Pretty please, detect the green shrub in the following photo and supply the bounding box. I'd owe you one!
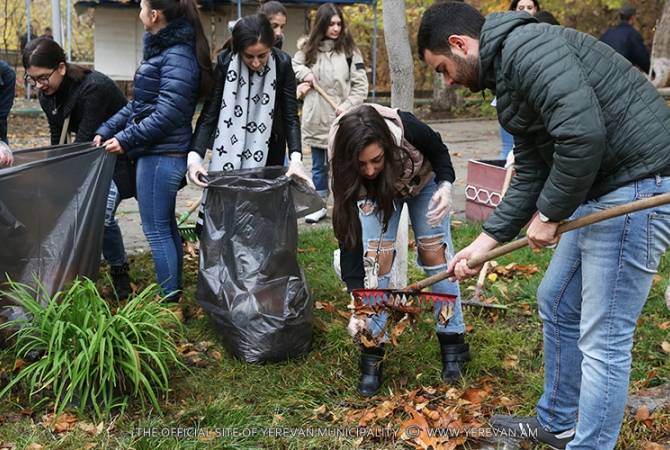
[0,279,185,419]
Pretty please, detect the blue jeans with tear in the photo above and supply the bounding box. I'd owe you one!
[534,176,670,450]
[136,155,186,298]
[358,180,464,336]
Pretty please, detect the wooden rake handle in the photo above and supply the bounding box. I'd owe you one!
[406,191,670,292]
[312,82,339,110]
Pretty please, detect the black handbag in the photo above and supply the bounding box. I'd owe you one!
[113,155,136,200]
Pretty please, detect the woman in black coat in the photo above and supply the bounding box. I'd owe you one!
[187,14,311,187]
[23,37,132,299]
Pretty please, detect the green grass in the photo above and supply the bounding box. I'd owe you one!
[0,223,668,449]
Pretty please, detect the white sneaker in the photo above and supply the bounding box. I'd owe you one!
[305,207,327,223]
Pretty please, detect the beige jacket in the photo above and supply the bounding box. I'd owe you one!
[292,39,369,148]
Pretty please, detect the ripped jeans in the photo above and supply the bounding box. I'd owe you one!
[358,181,464,337]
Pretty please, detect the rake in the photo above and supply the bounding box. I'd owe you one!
[352,191,670,307]
[177,195,202,242]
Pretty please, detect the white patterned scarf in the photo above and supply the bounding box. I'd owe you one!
[209,52,277,172]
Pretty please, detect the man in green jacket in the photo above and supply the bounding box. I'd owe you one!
[418,3,670,450]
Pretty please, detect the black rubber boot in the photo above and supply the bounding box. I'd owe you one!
[437,333,470,383]
[357,345,384,397]
[110,263,131,300]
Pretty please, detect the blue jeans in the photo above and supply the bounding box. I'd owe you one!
[358,181,465,336]
[499,126,514,160]
[102,180,127,267]
[311,146,329,198]
[136,155,186,297]
[535,176,670,449]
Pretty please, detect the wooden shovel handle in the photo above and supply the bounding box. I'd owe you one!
[312,83,339,110]
[407,191,670,292]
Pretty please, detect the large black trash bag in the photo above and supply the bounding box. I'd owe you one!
[0,143,115,322]
[196,167,324,363]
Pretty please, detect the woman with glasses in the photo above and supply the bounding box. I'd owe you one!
[22,37,133,300]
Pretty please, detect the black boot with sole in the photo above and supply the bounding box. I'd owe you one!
[437,333,470,383]
[110,263,131,300]
[357,345,384,397]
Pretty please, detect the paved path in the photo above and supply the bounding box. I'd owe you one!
[8,110,501,253]
[115,118,501,253]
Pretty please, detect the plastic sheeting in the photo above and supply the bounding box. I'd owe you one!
[0,143,115,305]
[196,167,324,363]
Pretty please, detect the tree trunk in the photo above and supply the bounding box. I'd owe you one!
[382,0,414,288]
[650,0,670,87]
[382,0,414,111]
[432,75,463,113]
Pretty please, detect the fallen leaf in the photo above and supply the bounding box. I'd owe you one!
[518,303,533,316]
[42,412,77,433]
[0,444,16,450]
[77,421,102,437]
[84,445,98,450]
[209,350,222,361]
[659,321,670,331]
[25,445,42,450]
[391,317,411,346]
[12,359,27,372]
[487,273,498,282]
[643,443,666,450]
[661,341,670,354]
[194,341,214,352]
[461,388,487,404]
[634,405,650,422]
[438,302,454,325]
[503,354,519,369]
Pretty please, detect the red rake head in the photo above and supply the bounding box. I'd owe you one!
[351,288,457,306]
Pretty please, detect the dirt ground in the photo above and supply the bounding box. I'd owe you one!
[7,107,502,253]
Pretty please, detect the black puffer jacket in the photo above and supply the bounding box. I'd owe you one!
[190,47,301,164]
[480,13,670,242]
[96,18,200,158]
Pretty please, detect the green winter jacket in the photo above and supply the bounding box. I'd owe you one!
[480,12,670,242]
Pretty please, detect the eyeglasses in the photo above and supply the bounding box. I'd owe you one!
[24,68,57,87]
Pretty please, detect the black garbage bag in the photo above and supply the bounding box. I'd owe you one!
[196,167,324,363]
[0,143,115,311]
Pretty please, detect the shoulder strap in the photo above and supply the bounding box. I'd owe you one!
[59,116,71,145]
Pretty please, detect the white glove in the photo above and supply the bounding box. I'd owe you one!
[665,283,670,310]
[187,151,208,188]
[285,152,315,189]
[0,142,13,167]
[426,181,453,226]
[347,315,367,337]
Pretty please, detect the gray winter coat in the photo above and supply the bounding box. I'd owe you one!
[480,13,670,242]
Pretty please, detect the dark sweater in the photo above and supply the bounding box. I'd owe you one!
[40,70,127,145]
[600,21,650,73]
[339,112,456,291]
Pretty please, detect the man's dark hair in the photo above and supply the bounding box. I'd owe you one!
[259,1,287,19]
[619,4,635,21]
[417,1,485,60]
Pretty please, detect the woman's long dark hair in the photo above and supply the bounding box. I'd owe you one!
[148,0,213,96]
[224,14,275,54]
[332,105,405,249]
[303,3,356,66]
[22,37,89,83]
